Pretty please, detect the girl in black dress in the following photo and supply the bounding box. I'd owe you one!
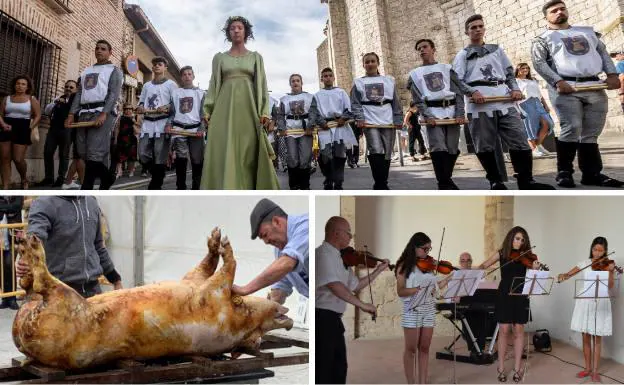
[478,226,542,383]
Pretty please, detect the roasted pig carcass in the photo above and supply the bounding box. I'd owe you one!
[13,228,293,369]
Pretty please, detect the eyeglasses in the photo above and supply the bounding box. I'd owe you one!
[419,246,432,253]
[338,229,353,238]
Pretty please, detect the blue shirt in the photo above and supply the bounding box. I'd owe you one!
[271,214,309,298]
[616,61,624,74]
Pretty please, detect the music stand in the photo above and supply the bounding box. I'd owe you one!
[574,271,614,382]
[509,270,554,382]
[438,270,483,384]
[407,279,438,312]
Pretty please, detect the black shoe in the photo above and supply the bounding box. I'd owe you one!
[36,178,54,187]
[448,179,460,190]
[490,182,508,190]
[53,177,64,187]
[0,300,9,309]
[517,178,557,190]
[348,162,355,169]
[323,181,333,190]
[581,174,624,188]
[556,171,576,188]
[334,184,343,190]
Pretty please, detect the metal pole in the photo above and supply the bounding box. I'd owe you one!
[133,196,145,287]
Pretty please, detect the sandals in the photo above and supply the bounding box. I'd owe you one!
[512,369,523,383]
[577,370,591,378]
[497,368,507,383]
[591,373,601,383]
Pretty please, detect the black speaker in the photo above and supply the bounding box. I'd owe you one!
[533,329,552,352]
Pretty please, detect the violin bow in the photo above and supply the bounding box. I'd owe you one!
[435,227,446,276]
[560,251,616,282]
[484,246,537,278]
[363,245,377,322]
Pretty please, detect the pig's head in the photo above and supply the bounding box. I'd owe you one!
[239,296,294,333]
[16,234,47,291]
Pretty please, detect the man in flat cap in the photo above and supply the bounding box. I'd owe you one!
[231,198,309,304]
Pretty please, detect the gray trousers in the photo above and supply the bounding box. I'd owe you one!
[467,109,531,153]
[364,127,395,160]
[171,136,204,164]
[425,124,460,154]
[555,91,608,144]
[139,135,170,165]
[286,136,313,169]
[76,112,114,164]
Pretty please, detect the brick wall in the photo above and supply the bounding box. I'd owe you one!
[322,0,624,129]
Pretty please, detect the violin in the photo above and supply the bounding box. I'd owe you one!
[509,250,549,271]
[592,256,624,274]
[341,246,395,271]
[416,256,458,275]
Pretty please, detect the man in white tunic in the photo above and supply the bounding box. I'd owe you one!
[277,75,314,190]
[310,68,357,190]
[165,66,205,190]
[136,57,178,190]
[408,39,466,190]
[454,15,554,190]
[66,40,123,190]
[532,0,623,188]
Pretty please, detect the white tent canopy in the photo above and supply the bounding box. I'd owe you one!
[96,195,309,329]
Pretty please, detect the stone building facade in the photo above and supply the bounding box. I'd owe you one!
[318,0,624,132]
[0,0,180,184]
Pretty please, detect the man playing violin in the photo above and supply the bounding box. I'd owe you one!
[316,216,389,384]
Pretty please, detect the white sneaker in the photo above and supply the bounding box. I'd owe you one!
[62,181,81,190]
[537,145,551,154]
[532,148,545,157]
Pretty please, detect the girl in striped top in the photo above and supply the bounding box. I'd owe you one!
[396,232,436,384]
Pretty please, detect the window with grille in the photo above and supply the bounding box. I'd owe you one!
[0,11,62,106]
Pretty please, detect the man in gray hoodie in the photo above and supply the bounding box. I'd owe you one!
[16,196,122,298]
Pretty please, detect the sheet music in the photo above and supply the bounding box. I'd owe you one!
[577,270,609,298]
[444,269,484,298]
[407,275,438,309]
[522,270,550,295]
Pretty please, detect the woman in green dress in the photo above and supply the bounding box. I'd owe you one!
[200,16,279,190]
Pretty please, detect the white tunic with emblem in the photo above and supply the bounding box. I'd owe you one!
[139,79,178,138]
[409,63,456,120]
[539,26,604,87]
[171,87,204,139]
[280,92,314,139]
[353,76,396,126]
[313,87,358,150]
[453,47,515,117]
[79,64,116,115]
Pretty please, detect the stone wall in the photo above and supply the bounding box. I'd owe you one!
[1,0,128,183]
[321,0,624,129]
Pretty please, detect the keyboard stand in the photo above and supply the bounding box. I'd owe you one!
[436,310,498,365]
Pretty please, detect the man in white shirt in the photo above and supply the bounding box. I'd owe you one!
[316,216,388,384]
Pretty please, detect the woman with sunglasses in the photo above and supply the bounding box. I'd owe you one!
[39,80,78,187]
[478,226,542,383]
[396,232,437,384]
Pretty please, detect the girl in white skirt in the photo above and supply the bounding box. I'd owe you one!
[557,236,616,383]
[396,232,436,384]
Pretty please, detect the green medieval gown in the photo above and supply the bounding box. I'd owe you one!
[200,51,280,190]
